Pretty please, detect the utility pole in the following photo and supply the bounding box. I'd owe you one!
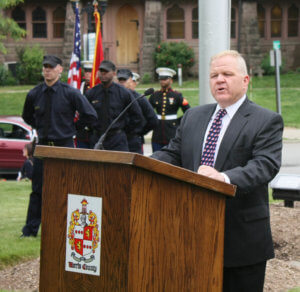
[198,0,231,105]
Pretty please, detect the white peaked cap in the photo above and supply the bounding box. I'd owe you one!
[132,72,140,82]
[82,60,93,70]
[156,67,176,78]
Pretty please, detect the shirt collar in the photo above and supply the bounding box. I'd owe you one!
[215,94,246,120]
[42,80,60,93]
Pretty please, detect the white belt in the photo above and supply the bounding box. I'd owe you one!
[157,114,177,120]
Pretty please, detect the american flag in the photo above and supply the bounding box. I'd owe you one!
[68,2,81,89]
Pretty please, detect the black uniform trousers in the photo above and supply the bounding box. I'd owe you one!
[223,261,267,292]
[90,131,129,151]
[22,138,74,236]
[127,135,143,154]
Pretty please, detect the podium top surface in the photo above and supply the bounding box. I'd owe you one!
[35,146,235,197]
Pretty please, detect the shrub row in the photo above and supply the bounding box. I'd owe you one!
[1,43,299,86]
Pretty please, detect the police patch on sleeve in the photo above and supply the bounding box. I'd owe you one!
[65,194,102,276]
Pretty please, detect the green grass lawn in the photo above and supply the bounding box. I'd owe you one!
[0,180,40,270]
[2,73,299,126]
[142,73,300,126]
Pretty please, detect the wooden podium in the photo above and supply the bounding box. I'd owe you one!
[35,146,235,292]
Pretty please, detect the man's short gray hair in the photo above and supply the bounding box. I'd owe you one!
[210,50,248,75]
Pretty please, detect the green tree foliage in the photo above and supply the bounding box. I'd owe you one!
[0,0,26,53]
[0,63,17,85]
[154,42,195,77]
[16,45,44,84]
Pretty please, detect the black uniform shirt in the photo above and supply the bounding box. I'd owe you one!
[85,82,145,136]
[22,80,97,140]
[131,90,158,135]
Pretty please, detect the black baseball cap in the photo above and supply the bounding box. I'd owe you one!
[43,55,62,67]
[99,60,116,72]
[117,69,133,80]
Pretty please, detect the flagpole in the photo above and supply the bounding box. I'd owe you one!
[90,0,104,88]
[68,0,82,90]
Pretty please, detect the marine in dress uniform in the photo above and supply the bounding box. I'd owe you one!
[149,67,190,152]
[85,61,145,151]
[80,60,92,94]
[117,69,158,154]
[21,55,97,237]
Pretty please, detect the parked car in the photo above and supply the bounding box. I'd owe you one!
[0,116,36,175]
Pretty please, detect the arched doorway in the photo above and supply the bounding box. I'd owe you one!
[116,5,139,65]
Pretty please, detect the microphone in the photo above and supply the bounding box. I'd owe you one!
[94,87,154,150]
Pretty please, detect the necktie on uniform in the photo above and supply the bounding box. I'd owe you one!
[201,109,227,167]
[43,87,53,139]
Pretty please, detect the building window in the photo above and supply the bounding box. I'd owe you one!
[53,7,65,38]
[32,7,47,38]
[288,4,299,37]
[257,4,265,38]
[12,7,26,30]
[192,7,198,39]
[231,7,236,39]
[271,4,282,37]
[167,5,184,39]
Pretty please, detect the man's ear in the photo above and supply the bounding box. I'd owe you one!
[58,65,63,74]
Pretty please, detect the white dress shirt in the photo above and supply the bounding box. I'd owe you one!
[201,95,247,183]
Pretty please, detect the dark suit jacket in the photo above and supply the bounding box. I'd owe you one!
[151,97,284,267]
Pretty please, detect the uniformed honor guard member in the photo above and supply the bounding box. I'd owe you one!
[85,60,145,151]
[149,67,190,152]
[132,72,140,84]
[80,60,93,94]
[117,69,158,154]
[21,55,97,237]
[76,60,94,148]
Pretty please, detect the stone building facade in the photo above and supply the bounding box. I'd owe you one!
[1,0,300,78]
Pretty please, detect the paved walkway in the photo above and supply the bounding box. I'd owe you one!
[283,127,300,140]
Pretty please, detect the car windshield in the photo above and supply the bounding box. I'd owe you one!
[0,123,30,140]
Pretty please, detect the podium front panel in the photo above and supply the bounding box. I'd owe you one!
[40,154,225,291]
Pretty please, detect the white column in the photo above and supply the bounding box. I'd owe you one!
[198,0,231,105]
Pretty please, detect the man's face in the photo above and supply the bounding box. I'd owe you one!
[160,77,172,89]
[84,70,92,83]
[118,77,132,89]
[98,69,115,85]
[209,55,249,108]
[42,64,63,84]
[129,79,137,91]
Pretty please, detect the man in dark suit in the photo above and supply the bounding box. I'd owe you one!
[151,50,283,292]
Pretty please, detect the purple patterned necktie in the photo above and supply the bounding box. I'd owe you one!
[201,109,227,167]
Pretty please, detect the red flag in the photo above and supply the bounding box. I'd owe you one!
[90,9,104,88]
[68,2,81,89]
